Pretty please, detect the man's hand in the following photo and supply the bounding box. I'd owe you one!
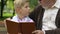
[32,30,44,34]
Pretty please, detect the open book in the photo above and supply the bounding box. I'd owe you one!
[6,20,36,34]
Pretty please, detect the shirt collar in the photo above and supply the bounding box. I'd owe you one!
[52,0,60,8]
[16,15,28,21]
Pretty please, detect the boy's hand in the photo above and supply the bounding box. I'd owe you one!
[4,18,11,30]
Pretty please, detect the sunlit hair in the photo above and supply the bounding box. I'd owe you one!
[14,0,29,8]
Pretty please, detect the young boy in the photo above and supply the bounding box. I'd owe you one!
[11,0,33,22]
[4,0,33,34]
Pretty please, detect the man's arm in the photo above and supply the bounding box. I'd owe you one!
[29,5,42,21]
[45,28,60,34]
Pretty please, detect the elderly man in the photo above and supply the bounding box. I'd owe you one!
[29,0,60,34]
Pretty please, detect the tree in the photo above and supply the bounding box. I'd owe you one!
[1,0,7,18]
[30,0,38,8]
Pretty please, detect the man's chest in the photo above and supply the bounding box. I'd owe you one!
[42,8,59,23]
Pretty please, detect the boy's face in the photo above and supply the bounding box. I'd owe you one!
[16,2,30,17]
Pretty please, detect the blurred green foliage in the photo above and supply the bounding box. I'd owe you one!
[30,0,38,8]
[7,0,14,10]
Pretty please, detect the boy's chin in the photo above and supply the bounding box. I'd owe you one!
[24,14,29,17]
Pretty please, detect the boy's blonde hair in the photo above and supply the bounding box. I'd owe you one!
[14,0,29,8]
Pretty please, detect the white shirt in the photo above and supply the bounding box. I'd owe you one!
[42,0,60,32]
[11,15,33,23]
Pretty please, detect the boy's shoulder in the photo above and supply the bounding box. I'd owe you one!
[11,15,18,22]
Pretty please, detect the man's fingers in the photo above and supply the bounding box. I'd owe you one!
[18,32,22,34]
[32,30,38,34]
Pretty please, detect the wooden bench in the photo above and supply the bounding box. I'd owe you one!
[0,21,5,27]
